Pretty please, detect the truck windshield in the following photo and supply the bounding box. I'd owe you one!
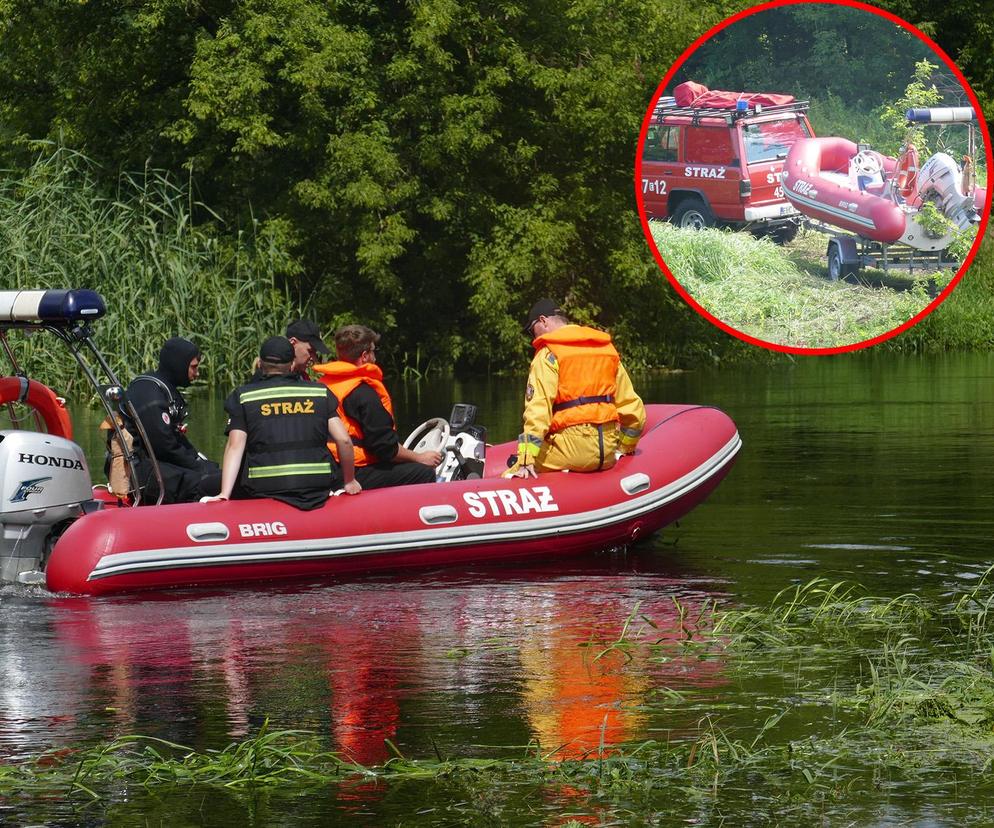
[742,118,811,164]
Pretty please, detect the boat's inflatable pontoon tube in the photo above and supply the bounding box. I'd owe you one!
[44,404,742,595]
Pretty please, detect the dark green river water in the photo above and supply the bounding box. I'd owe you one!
[3,353,994,825]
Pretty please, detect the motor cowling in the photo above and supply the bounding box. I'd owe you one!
[438,404,487,482]
[0,431,93,582]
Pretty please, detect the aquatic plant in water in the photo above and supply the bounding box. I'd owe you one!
[11,576,994,824]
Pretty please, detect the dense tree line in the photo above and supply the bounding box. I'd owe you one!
[0,0,990,374]
[676,5,938,110]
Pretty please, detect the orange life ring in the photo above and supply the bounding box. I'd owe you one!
[0,377,73,440]
[896,144,919,200]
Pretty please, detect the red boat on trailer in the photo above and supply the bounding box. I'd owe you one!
[0,290,741,596]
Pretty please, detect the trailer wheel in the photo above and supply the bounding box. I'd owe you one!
[827,242,859,282]
[672,197,715,231]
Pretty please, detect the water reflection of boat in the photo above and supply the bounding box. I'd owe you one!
[0,290,741,596]
[31,568,726,768]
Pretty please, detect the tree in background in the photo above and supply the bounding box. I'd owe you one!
[673,4,931,110]
[0,0,990,373]
[0,0,747,372]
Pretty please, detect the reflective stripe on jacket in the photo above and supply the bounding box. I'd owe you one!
[235,378,334,505]
[312,360,394,467]
[532,326,620,434]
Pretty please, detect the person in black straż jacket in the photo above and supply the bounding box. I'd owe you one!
[124,337,221,504]
[204,336,360,509]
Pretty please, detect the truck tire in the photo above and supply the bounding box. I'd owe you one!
[672,197,715,231]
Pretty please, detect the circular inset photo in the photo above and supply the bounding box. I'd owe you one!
[635,0,992,354]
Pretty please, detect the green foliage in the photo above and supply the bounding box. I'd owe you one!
[806,92,894,149]
[0,0,741,373]
[891,232,994,352]
[0,0,990,372]
[0,147,298,392]
[912,200,976,262]
[675,5,936,110]
[878,59,942,157]
[880,0,994,118]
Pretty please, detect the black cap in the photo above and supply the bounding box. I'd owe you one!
[286,318,329,355]
[260,336,295,364]
[523,298,563,335]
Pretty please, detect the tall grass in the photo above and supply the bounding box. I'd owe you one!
[650,222,938,349]
[0,146,299,392]
[895,232,994,351]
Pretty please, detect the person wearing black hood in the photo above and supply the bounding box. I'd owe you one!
[124,337,221,504]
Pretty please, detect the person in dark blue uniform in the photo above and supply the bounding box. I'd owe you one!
[206,336,360,509]
[124,337,221,504]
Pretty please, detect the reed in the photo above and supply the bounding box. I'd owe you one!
[0,146,299,393]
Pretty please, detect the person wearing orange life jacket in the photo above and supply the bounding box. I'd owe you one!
[504,299,645,478]
[312,325,441,489]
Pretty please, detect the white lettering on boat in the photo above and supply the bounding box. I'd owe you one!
[238,521,288,538]
[463,486,559,518]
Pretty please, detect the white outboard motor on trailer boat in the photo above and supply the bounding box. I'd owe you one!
[404,403,487,482]
[904,107,982,231]
[0,431,93,582]
[914,151,981,230]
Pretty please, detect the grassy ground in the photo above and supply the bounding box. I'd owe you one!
[649,221,952,350]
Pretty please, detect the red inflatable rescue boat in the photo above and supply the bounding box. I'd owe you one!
[782,108,986,251]
[45,404,740,595]
[0,290,741,596]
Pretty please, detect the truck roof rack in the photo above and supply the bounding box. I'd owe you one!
[652,99,811,126]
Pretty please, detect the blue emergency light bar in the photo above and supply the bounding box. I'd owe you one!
[906,107,976,124]
[0,289,106,324]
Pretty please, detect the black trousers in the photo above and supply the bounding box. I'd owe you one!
[135,456,221,505]
[331,461,435,491]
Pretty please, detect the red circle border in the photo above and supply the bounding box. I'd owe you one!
[634,0,994,356]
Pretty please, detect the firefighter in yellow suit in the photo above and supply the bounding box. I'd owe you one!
[505,299,646,478]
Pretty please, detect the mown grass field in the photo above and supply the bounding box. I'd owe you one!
[649,221,954,350]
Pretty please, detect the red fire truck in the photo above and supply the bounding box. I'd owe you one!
[640,84,815,244]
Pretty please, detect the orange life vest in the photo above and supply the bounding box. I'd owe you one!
[312,360,394,466]
[533,326,620,433]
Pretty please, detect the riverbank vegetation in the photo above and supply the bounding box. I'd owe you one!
[8,575,994,823]
[0,150,297,392]
[0,1,991,379]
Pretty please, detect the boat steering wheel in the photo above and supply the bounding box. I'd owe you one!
[403,417,450,468]
[852,150,882,177]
